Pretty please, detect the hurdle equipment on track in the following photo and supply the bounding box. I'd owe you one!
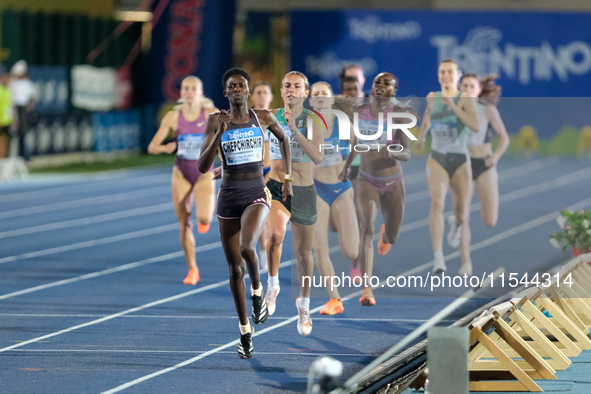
[465,253,591,392]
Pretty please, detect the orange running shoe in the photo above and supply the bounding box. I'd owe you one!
[183,268,200,285]
[359,287,376,306]
[320,298,344,315]
[377,224,391,255]
[197,222,210,234]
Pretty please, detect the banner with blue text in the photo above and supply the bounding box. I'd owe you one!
[291,11,591,97]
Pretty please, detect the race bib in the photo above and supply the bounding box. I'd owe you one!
[318,137,344,167]
[289,126,305,161]
[269,125,292,160]
[221,127,264,166]
[356,119,388,149]
[431,121,458,144]
[177,134,204,160]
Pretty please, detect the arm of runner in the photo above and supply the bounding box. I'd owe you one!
[198,111,225,173]
[443,92,479,133]
[147,111,177,155]
[389,128,412,162]
[485,104,510,167]
[416,92,435,150]
[339,124,358,182]
[290,113,324,165]
[260,110,293,200]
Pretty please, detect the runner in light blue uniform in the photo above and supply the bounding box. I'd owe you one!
[309,82,359,315]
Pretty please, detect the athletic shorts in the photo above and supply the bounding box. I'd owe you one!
[430,151,469,179]
[471,157,491,180]
[217,177,271,219]
[267,178,317,226]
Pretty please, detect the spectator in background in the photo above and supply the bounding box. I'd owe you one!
[9,60,36,161]
[339,75,361,100]
[0,66,14,158]
[339,64,366,98]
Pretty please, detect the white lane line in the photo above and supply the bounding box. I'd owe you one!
[402,156,554,186]
[0,203,172,239]
[2,194,587,393]
[0,223,274,299]
[0,157,555,263]
[0,313,454,323]
[2,167,587,298]
[100,193,586,394]
[0,241,222,300]
[7,349,378,356]
[0,259,294,355]
[0,224,179,265]
[398,166,591,234]
[0,173,171,203]
[0,186,171,220]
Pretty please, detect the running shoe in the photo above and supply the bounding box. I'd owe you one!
[251,291,268,324]
[265,285,280,316]
[320,299,344,315]
[447,215,462,248]
[296,298,313,336]
[359,287,375,306]
[377,224,392,255]
[237,326,255,359]
[432,257,447,274]
[183,268,200,285]
[197,222,210,234]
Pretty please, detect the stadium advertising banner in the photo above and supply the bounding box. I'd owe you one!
[71,65,119,112]
[26,113,94,156]
[27,66,69,114]
[292,11,591,98]
[292,11,591,157]
[148,0,236,108]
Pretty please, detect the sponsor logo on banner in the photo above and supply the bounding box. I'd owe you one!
[71,65,118,111]
[28,115,94,156]
[28,66,69,114]
[348,16,421,43]
[92,110,141,153]
[305,52,378,80]
[431,27,591,84]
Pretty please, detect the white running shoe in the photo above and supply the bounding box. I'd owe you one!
[433,256,447,274]
[264,285,280,316]
[259,250,268,271]
[296,298,312,336]
[447,215,462,248]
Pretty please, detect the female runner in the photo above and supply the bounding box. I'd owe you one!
[198,68,291,358]
[416,60,480,276]
[340,72,411,306]
[148,76,216,285]
[309,81,359,315]
[264,71,324,336]
[458,73,509,275]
